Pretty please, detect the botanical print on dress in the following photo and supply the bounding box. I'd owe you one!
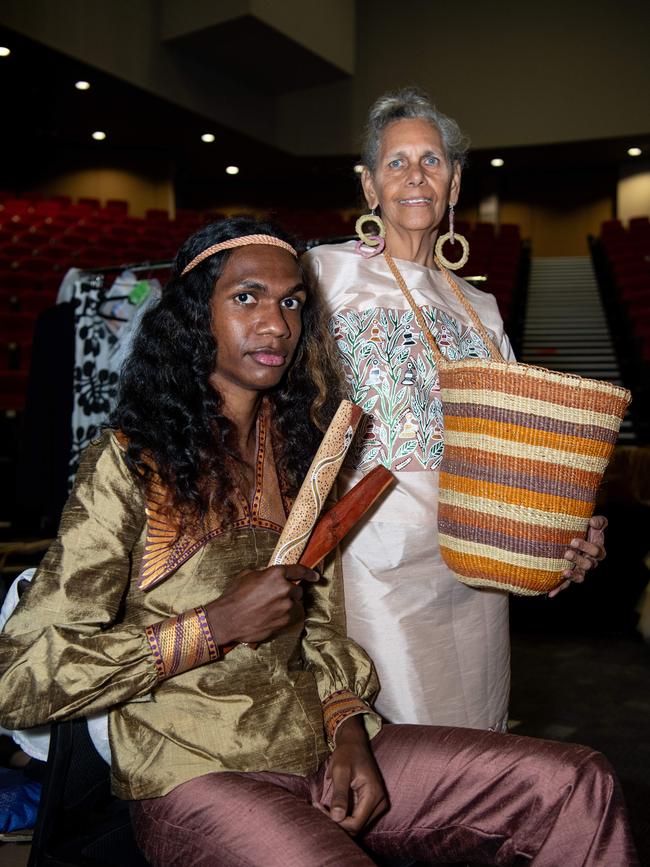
[330,305,492,473]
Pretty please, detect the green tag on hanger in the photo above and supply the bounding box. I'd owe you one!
[129,280,151,306]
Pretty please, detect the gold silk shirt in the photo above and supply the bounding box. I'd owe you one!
[0,428,381,800]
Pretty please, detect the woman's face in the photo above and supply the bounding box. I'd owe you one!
[362,118,461,236]
[209,245,306,400]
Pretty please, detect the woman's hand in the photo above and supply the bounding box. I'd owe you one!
[322,715,388,835]
[548,515,608,598]
[205,565,319,646]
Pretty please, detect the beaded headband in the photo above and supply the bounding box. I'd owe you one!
[181,234,297,275]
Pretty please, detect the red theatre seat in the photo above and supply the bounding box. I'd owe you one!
[0,271,38,290]
[105,199,129,215]
[77,198,101,210]
[33,200,64,218]
[0,370,29,410]
[145,209,170,221]
[0,312,37,343]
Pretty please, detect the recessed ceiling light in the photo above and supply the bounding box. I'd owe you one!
[92,131,107,141]
[75,80,91,91]
[201,133,216,143]
[491,158,505,167]
[627,147,642,157]
[0,47,10,58]
[225,165,239,175]
[353,164,364,174]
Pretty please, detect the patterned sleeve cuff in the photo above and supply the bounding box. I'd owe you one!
[322,689,375,746]
[145,606,220,681]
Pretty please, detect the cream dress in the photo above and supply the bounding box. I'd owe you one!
[305,241,514,730]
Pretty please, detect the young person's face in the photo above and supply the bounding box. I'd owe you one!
[209,245,306,400]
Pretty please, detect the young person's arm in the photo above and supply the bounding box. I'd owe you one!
[301,549,382,748]
[0,433,162,730]
[301,547,388,834]
[0,432,323,730]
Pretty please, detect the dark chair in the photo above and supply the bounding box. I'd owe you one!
[28,719,147,867]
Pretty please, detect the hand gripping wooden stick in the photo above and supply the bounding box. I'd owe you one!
[242,400,362,650]
[221,463,394,655]
[222,400,384,654]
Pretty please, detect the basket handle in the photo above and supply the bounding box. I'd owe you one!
[383,251,505,364]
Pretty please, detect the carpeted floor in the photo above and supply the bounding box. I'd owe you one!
[509,630,650,866]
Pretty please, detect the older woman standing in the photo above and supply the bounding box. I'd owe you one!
[304,89,607,731]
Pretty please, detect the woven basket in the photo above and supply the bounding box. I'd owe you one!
[384,252,632,596]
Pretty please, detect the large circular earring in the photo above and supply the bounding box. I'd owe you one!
[355,209,386,258]
[434,203,469,270]
[434,232,470,270]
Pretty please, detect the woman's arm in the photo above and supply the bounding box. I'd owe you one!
[301,545,387,834]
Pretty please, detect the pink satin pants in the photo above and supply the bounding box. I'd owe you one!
[131,724,638,866]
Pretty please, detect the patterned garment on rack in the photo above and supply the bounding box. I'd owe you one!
[68,270,160,486]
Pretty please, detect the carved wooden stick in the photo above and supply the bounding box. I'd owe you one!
[299,465,394,568]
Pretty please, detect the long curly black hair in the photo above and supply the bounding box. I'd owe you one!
[110,217,343,525]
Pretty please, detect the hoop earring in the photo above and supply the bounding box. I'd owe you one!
[355,209,386,258]
[434,203,469,270]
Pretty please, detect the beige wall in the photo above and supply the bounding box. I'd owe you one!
[160,0,355,72]
[456,199,613,257]
[30,169,175,218]
[160,0,248,40]
[500,199,613,256]
[0,0,275,145]
[617,170,650,224]
[2,0,648,157]
[252,0,355,73]
[276,0,650,154]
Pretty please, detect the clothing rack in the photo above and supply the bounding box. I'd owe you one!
[305,235,354,250]
[72,261,170,323]
[83,259,173,276]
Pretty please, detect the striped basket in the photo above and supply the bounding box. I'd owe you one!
[436,360,630,594]
[384,252,631,596]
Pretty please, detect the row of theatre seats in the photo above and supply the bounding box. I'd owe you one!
[0,195,229,412]
[598,217,650,362]
[0,193,524,412]
[594,216,650,440]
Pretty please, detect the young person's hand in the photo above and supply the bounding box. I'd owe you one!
[205,565,319,645]
[549,515,608,598]
[323,715,388,835]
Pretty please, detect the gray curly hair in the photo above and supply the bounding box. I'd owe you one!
[362,87,470,173]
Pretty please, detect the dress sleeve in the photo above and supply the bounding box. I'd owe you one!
[0,432,159,730]
[500,330,516,362]
[483,289,516,362]
[301,549,382,747]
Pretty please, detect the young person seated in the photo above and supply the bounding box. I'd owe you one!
[0,219,638,866]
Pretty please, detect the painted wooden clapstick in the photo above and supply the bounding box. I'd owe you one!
[268,399,363,566]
